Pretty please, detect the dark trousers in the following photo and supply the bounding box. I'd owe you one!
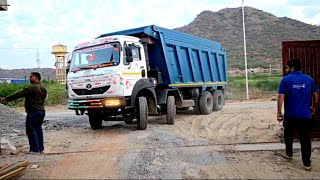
[26,111,45,152]
[283,117,312,166]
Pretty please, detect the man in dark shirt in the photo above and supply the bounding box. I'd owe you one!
[277,59,318,170]
[0,72,47,154]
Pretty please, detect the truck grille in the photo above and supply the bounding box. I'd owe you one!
[72,85,111,95]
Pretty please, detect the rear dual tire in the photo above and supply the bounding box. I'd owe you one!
[212,90,224,111]
[194,90,224,114]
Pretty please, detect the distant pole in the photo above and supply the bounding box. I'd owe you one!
[242,0,249,99]
[36,49,40,69]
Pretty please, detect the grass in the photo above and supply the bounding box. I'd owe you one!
[225,72,282,100]
[0,81,68,107]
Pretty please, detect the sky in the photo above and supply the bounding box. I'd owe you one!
[0,0,320,69]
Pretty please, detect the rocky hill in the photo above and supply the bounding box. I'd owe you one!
[0,68,55,80]
[175,7,320,70]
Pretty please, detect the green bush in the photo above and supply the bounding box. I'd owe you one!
[0,81,68,107]
[44,82,68,106]
[226,73,282,100]
[0,83,28,106]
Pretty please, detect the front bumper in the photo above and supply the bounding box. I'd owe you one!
[68,98,126,109]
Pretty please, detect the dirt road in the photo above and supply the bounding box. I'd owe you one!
[2,100,320,179]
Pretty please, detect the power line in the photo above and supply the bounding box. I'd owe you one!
[0,47,51,49]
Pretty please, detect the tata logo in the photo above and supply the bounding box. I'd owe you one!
[86,84,92,90]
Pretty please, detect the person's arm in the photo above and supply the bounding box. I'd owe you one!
[311,92,318,115]
[3,87,30,103]
[277,94,285,122]
[0,98,5,103]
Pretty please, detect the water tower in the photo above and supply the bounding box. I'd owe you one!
[51,44,68,84]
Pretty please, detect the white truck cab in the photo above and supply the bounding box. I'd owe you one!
[67,35,158,130]
[68,35,147,100]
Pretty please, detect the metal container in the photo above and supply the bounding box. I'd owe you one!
[282,40,320,139]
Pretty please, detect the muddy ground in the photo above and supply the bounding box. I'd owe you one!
[1,100,320,179]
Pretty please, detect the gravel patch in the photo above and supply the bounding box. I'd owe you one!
[0,104,25,134]
[119,148,182,179]
[118,147,226,179]
[43,112,89,130]
[0,104,90,134]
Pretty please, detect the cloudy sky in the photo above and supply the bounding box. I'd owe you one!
[0,0,319,69]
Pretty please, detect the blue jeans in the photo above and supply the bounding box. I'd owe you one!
[26,111,45,152]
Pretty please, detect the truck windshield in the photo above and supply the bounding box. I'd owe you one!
[70,42,120,71]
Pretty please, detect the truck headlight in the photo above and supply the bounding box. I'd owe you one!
[100,98,126,108]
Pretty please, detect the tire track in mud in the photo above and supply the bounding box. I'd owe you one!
[174,101,282,144]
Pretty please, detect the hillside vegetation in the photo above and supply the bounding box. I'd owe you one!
[176,7,320,70]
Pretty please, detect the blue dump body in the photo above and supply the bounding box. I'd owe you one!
[98,25,227,88]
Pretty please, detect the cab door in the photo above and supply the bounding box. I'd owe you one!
[123,42,147,96]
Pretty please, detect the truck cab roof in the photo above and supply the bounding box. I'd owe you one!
[74,35,140,50]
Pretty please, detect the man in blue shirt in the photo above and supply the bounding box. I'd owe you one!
[277,58,318,170]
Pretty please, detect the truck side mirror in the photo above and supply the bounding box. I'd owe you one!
[126,56,133,63]
[125,46,133,63]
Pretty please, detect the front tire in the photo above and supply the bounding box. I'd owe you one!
[123,109,135,124]
[166,96,176,124]
[88,111,103,130]
[137,97,148,130]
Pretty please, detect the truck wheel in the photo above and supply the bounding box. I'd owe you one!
[194,98,201,114]
[123,110,135,124]
[124,114,135,124]
[88,111,102,130]
[199,91,213,115]
[212,90,224,111]
[166,96,176,125]
[137,97,148,130]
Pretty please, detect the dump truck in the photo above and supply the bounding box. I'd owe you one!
[282,40,320,139]
[67,25,228,130]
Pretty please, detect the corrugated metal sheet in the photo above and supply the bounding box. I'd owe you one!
[0,78,28,84]
[282,40,320,139]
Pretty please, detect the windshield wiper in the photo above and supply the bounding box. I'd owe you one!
[93,62,113,70]
[71,66,93,73]
[80,66,93,70]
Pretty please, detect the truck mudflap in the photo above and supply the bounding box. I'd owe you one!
[68,99,103,109]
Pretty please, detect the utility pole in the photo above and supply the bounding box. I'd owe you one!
[242,0,249,99]
[36,49,40,69]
